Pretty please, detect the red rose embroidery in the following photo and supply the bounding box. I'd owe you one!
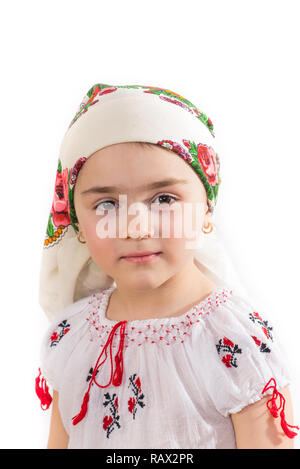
[128,374,145,419]
[102,392,121,438]
[128,397,136,413]
[251,335,271,353]
[135,377,141,392]
[197,144,219,187]
[223,337,234,348]
[262,327,270,339]
[50,320,70,348]
[222,354,232,368]
[103,415,113,430]
[249,312,273,342]
[252,335,261,347]
[216,337,242,368]
[50,332,59,342]
[253,312,263,320]
[51,168,71,228]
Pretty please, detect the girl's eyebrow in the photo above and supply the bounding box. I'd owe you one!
[80,178,189,195]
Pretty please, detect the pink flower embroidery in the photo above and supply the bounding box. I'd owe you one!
[197,144,219,187]
[51,168,71,227]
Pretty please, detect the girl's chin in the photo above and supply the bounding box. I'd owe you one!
[117,276,163,292]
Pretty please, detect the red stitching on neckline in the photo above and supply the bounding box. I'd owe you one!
[86,287,234,346]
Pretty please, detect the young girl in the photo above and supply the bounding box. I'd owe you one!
[36,83,298,449]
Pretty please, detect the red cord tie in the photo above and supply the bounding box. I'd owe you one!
[261,377,299,439]
[35,367,53,410]
[72,320,127,426]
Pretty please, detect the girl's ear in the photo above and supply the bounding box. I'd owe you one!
[76,223,87,239]
[202,206,212,230]
[75,222,83,234]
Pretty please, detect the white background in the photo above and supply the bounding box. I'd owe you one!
[0,0,299,449]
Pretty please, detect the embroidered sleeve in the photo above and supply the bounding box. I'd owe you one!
[37,295,91,396]
[202,293,293,423]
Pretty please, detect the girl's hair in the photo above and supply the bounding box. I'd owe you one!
[132,141,173,152]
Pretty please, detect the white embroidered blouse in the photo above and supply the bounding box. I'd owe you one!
[37,284,293,449]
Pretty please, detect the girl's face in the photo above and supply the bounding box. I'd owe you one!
[74,142,212,291]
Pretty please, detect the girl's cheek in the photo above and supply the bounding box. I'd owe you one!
[159,208,200,241]
[86,238,116,269]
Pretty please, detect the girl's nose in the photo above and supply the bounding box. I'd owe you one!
[127,223,155,240]
[125,206,156,240]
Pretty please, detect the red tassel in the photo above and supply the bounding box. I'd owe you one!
[72,320,127,426]
[72,390,90,425]
[35,367,53,410]
[280,409,300,439]
[112,334,125,386]
[266,389,280,418]
[262,377,299,439]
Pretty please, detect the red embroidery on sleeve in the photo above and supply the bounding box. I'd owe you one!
[251,335,271,353]
[35,368,53,410]
[249,312,273,341]
[50,320,70,347]
[216,337,242,368]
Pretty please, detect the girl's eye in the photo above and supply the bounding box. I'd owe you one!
[152,194,178,206]
[93,200,118,211]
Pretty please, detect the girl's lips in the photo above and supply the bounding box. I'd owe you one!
[121,252,162,264]
[121,251,161,258]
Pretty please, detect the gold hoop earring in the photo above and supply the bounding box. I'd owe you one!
[202,222,213,234]
[77,231,87,244]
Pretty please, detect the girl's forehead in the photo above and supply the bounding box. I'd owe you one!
[74,148,206,201]
[77,159,197,197]
[80,143,193,179]
[88,142,176,163]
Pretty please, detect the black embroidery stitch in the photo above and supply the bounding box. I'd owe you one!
[128,373,145,418]
[102,392,121,438]
[86,367,99,384]
[216,337,242,368]
[249,312,273,341]
[251,335,271,353]
[50,320,70,347]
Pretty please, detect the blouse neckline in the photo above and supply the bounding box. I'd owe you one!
[95,284,233,328]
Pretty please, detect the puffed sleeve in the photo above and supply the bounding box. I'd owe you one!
[200,290,294,423]
[36,294,92,407]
